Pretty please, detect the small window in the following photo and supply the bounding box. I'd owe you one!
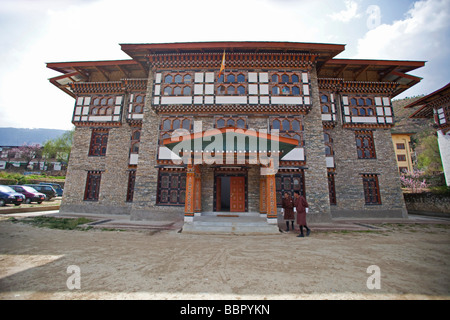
[237,74,245,83]
[360,108,366,116]
[351,108,358,116]
[227,86,235,95]
[237,86,245,95]
[272,74,279,83]
[173,119,180,129]
[272,86,280,95]
[217,118,225,128]
[183,86,191,96]
[366,98,373,105]
[282,119,290,131]
[321,95,328,103]
[135,95,143,103]
[281,74,289,83]
[227,74,235,83]
[184,75,192,83]
[218,86,226,94]
[237,119,245,128]
[164,87,172,96]
[272,119,280,130]
[350,98,357,106]
[164,75,173,83]
[358,98,364,105]
[174,75,183,83]
[182,119,190,130]
[292,75,299,83]
[292,86,300,95]
[322,105,330,113]
[227,119,235,127]
[282,86,290,95]
[173,86,182,95]
[292,120,300,131]
[163,119,171,130]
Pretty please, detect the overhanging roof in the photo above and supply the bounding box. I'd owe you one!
[120,41,346,71]
[405,82,450,118]
[163,127,299,155]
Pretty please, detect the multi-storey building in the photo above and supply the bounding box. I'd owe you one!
[47,41,425,226]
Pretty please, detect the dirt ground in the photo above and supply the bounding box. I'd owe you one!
[0,219,449,300]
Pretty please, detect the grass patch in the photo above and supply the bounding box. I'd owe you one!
[11,216,93,230]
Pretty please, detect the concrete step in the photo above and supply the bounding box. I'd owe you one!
[182,215,280,235]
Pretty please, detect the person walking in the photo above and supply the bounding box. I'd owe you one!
[294,191,310,237]
[281,192,295,232]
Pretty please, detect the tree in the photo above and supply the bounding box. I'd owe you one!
[9,144,42,169]
[42,129,74,164]
[417,135,443,174]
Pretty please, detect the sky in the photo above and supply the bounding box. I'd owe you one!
[0,0,449,130]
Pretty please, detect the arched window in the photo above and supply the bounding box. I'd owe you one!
[292,120,300,131]
[282,119,290,131]
[292,75,299,83]
[217,85,226,94]
[227,86,235,95]
[91,107,99,115]
[173,119,180,129]
[351,108,358,115]
[227,119,235,127]
[105,107,113,115]
[360,108,366,116]
[350,98,357,106]
[227,74,235,83]
[325,146,332,156]
[131,142,140,153]
[163,119,171,130]
[281,74,289,83]
[218,74,224,83]
[107,98,114,105]
[184,75,192,83]
[164,75,172,83]
[174,75,183,83]
[272,86,280,95]
[182,119,190,130]
[183,86,191,96]
[101,98,107,105]
[292,86,300,95]
[173,86,182,95]
[93,98,100,105]
[366,98,372,105]
[134,105,142,113]
[282,86,290,95]
[272,119,280,130]
[322,105,330,113]
[164,87,172,96]
[135,95,143,103]
[237,119,245,128]
[358,98,364,105]
[217,118,225,128]
[321,95,329,103]
[272,74,279,83]
[237,86,245,95]
[237,74,245,83]
[367,108,374,115]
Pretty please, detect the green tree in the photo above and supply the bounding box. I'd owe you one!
[417,135,443,174]
[42,128,74,164]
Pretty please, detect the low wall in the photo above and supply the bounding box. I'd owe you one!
[404,193,450,215]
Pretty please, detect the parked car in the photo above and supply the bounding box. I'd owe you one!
[39,182,63,197]
[0,185,25,206]
[25,184,57,200]
[10,185,46,204]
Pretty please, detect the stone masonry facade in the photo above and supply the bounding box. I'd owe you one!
[51,42,422,223]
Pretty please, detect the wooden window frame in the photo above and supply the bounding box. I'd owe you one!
[84,171,102,201]
[355,130,376,159]
[156,169,186,206]
[215,116,247,129]
[89,129,109,157]
[159,116,193,146]
[126,170,136,202]
[328,172,337,205]
[161,71,193,96]
[275,172,305,207]
[362,174,381,205]
[269,116,304,147]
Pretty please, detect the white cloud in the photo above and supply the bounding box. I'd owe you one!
[328,0,361,22]
[354,0,450,97]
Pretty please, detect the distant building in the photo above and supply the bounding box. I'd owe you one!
[391,133,414,173]
[405,83,450,186]
[47,41,425,227]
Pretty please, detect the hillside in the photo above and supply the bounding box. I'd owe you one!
[392,96,434,139]
[0,128,68,146]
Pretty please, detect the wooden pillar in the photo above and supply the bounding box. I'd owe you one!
[194,165,202,214]
[266,173,278,223]
[259,176,267,214]
[184,164,195,222]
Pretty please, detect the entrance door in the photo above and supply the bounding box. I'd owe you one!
[230,177,245,212]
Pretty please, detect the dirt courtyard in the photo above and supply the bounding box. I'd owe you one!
[0,219,449,300]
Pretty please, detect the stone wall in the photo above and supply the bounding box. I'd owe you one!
[330,97,408,218]
[404,192,450,214]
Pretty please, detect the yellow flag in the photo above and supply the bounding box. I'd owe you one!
[218,51,225,80]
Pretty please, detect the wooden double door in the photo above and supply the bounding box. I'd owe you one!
[216,176,246,212]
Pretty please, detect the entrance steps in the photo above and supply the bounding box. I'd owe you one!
[182,212,280,235]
